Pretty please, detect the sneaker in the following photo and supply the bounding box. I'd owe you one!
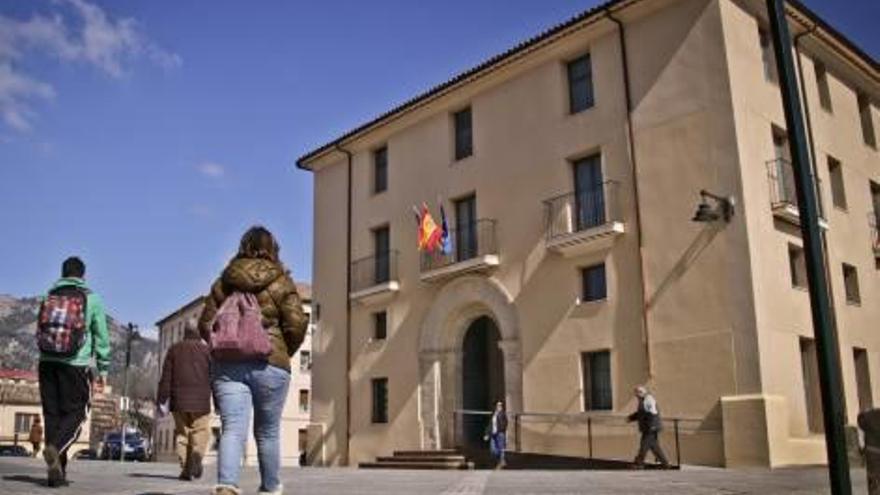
[258,484,283,495]
[213,485,241,495]
[43,445,63,487]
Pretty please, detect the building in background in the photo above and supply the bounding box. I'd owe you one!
[153,284,314,466]
[298,0,878,468]
[0,369,92,456]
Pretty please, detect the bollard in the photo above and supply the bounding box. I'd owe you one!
[858,409,880,495]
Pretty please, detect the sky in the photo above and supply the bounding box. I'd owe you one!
[0,0,877,334]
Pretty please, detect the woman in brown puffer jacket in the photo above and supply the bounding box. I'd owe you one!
[198,226,308,495]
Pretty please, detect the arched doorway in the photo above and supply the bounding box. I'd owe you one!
[461,316,505,448]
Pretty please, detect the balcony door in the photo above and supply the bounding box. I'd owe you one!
[373,226,390,284]
[574,155,605,230]
[455,195,477,261]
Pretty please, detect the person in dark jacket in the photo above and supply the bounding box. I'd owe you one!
[484,400,508,469]
[627,386,670,468]
[157,318,212,481]
[199,226,308,495]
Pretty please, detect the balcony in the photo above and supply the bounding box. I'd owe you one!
[766,158,828,229]
[544,181,624,258]
[420,220,499,282]
[870,215,880,259]
[349,251,400,305]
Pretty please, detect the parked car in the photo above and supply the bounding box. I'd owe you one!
[73,448,98,460]
[0,444,30,457]
[100,431,148,462]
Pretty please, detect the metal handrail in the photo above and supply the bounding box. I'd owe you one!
[420,219,498,272]
[765,157,825,218]
[350,250,398,293]
[543,181,621,241]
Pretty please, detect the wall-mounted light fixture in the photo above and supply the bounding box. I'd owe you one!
[691,190,735,223]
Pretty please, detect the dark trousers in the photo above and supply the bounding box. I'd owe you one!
[38,362,91,472]
[635,430,669,466]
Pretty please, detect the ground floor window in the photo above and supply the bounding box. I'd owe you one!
[371,378,389,424]
[581,351,612,411]
[14,413,37,434]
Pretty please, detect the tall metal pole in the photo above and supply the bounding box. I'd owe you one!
[765,1,850,493]
[120,322,134,463]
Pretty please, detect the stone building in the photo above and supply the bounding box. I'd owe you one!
[153,284,314,466]
[297,0,879,467]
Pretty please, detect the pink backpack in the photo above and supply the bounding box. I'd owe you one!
[210,292,271,361]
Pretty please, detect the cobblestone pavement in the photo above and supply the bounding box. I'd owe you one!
[0,457,869,494]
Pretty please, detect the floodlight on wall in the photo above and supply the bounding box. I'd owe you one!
[691,190,735,223]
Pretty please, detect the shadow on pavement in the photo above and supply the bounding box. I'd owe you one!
[129,473,182,481]
[2,474,50,487]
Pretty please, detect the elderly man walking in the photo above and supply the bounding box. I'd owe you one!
[157,319,212,480]
[627,386,670,468]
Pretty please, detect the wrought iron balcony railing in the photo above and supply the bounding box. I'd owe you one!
[350,250,399,294]
[544,181,622,242]
[420,219,498,273]
[766,158,825,221]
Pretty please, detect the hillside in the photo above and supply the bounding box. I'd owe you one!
[0,294,159,399]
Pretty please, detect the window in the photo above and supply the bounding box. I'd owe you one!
[373,226,390,284]
[827,156,846,210]
[299,389,310,412]
[300,350,311,372]
[373,311,387,340]
[843,263,860,305]
[758,28,776,82]
[581,351,612,411]
[371,378,389,424]
[455,195,478,261]
[298,428,308,455]
[573,154,605,230]
[373,146,388,193]
[788,244,807,289]
[581,264,607,302]
[814,61,832,112]
[454,107,473,160]
[567,53,594,113]
[854,348,873,412]
[859,93,877,148]
[800,338,823,433]
[14,413,36,434]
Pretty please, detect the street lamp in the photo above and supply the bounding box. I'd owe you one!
[120,322,141,463]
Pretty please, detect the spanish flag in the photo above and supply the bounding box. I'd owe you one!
[418,203,443,252]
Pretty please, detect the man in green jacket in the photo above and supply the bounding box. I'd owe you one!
[37,257,110,487]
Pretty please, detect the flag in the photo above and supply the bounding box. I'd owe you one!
[440,203,452,255]
[419,203,442,252]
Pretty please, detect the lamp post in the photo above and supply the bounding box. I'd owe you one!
[120,322,140,463]
[765,1,850,493]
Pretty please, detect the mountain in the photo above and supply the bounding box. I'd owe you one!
[0,294,159,399]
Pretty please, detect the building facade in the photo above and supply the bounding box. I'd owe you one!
[153,285,314,466]
[298,0,879,468]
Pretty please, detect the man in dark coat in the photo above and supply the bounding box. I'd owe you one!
[627,386,670,468]
[157,318,212,480]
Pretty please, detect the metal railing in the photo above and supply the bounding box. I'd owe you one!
[450,408,718,468]
[543,181,621,241]
[350,250,398,293]
[420,220,498,272]
[766,158,825,219]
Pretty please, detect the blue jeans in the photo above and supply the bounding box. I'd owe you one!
[490,432,506,462]
[213,361,290,491]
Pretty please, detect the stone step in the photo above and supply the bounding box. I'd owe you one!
[359,460,474,470]
[377,455,467,463]
[392,449,460,457]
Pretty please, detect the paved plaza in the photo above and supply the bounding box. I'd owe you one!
[0,457,870,494]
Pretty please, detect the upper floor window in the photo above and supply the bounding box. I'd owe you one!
[827,156,846,210]
[758,28,776,83]
[843,263,860,305]
[372,225,391,284]
[300,350,312,373]
[299,389,310,412]
[454,107,473,160]
[814,61,832,112]
[567,53,595,113]
[581,263,607,303]
[788,244,807,289]
[858,93,876,149]
[373,146,388,194]
[373,310,387,341]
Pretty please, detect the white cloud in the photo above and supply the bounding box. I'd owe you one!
[0,0,181,133]
[197,161,226,179]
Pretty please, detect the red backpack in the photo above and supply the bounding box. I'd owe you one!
[36,286,89,357]
[210,292,271,361]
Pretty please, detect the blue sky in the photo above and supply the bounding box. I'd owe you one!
[0,0,877,333]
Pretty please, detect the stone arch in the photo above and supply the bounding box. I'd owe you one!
[418,276,523,450]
